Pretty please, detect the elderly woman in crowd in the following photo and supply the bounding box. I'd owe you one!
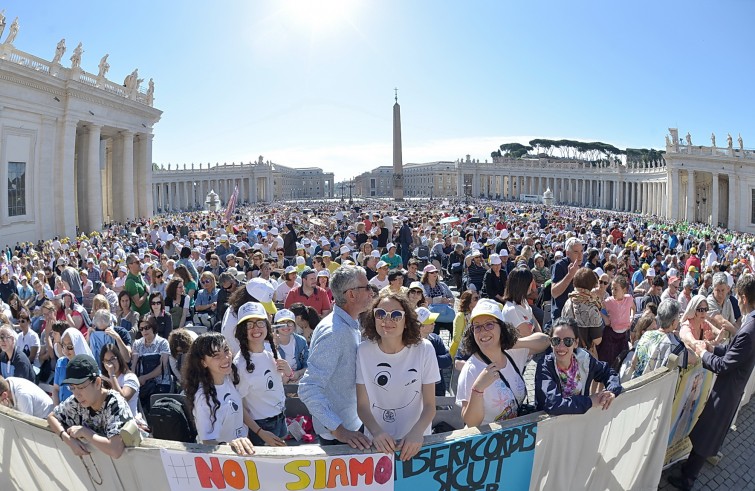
[0,324,35,382]
[679,295,724,352]
[535,317,622,415]
[706,272,739,336]
[456,299,549,426]
[631,299,687,377]
[52,326,94,405]
[193,271,219,329]
[531,254,550,287]
[420,264,455,324]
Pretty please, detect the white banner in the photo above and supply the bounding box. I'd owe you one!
[529,369,678,491]
[160,448,394,491]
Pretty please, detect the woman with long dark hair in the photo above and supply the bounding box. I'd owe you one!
[502,267,541,337]
[183,332,255,455]
[221,278,276,355]
[289,302,320,343]
[233,302,290,446]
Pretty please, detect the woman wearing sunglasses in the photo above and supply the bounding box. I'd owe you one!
[535,317,622,415]
[356,293,439,461]
[679,294,726,352]
[456,299,549,427]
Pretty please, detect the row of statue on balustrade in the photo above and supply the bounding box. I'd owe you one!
[0,10,154,102]
[668,132,744,151]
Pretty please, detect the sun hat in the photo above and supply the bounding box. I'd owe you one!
[237,302,268,324]
[469,299,504,323]
[416,307,439,325]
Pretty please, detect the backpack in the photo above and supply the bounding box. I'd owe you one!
[147,397,197,443]
[416,245,430,259]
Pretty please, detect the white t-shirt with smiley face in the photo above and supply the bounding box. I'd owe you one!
[234,350,286,420]
[356,339,439,440]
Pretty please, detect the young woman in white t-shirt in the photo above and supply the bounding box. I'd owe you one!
[233,302,291,447]
[456,299,549,427]
[356,292,439,462]
[184,332,255,455]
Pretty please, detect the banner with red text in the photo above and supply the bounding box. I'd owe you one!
[160,449,394,491]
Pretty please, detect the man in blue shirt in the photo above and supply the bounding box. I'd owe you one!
[550,237,583,321]
[299,265,374,449]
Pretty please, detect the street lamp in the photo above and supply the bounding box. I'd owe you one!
[348,178,354,205]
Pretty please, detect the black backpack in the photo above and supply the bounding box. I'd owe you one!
[147,397,197,443]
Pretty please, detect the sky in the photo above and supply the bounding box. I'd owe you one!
[4,1,755,181]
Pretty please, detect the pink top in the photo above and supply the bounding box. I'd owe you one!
[605,294,634,333]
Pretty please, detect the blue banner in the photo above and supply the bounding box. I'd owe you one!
[395,422,537,491]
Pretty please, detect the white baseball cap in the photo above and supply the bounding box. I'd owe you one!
[489,254,501,265]
[274,309,296,324]
[237,302,268,324]
[470,299,504,323]
[245,278,277,314]
[416,307,439,325]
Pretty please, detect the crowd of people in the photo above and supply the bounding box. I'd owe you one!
[0,197,754,489]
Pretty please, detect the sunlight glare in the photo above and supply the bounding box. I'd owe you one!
[283,0,358,33]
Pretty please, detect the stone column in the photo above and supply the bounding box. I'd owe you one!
[58,121,78,238]
[727,175,737,230]
[711,173,719,227]
[86,124,103,232]
[120,131,135,220]
[266,174,273,202]
[686,170,695,222]
[136,133,154,218]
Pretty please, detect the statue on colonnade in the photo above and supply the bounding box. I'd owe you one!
[739,134,744,151]
[685,132,692,146]
[0,11,5,39]
[70,42,83,69]
[97,54,110,78]
[147,78,154,105]
[52,38,66,64]
[710,133,716,147]
[727,133,733,149]
[4,17,18,45]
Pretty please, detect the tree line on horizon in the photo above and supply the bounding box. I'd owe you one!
[491,139,665,167]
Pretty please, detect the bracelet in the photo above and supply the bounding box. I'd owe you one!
[254,427,263,436]
[471,388,484,395]
[58,429,66,440]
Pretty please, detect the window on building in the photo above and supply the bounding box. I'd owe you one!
[8,161,26,217]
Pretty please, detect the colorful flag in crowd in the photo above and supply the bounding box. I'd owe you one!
[224,185,239,221]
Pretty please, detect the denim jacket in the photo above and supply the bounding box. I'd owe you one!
[277,333,309,371]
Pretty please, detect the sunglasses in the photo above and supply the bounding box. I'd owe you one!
[373,308,405,322]
[155,274,163,279]
[200,279,213,284]
[551,337,576,347]
[139,325,152,332]
[599,280,610,286]
[19,317,29,322]
[696,307,708,313]
[151,301,162,305]
[60,343,75,350]
[66,379,94,392]
[471,321,497,333]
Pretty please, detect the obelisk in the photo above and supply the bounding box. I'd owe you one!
[392,88,404,201]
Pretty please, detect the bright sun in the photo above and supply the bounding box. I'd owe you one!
[283,0,358,33]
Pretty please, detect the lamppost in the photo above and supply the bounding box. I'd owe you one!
[348,178,354,205]
[340,182,345,202]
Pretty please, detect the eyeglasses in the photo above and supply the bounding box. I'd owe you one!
[0,335,13,341]
[200,279,213,284]
[60,343,75,351]
[349,285,371,292]
[408,290,423,295]
[373,308,405,322]
[66,379,94,392]
[599,281,610,286]
[696,307,708,313]
[550,337,576,348]
[274,321,296,329]
[246,320,268,329]
[19,317,29,322]
[139,325,152,332]
[103,357,117,364]
[470,321,497,333]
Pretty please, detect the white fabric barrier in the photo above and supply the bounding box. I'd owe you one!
[530,368,678,491]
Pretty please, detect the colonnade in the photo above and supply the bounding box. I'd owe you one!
[72,124,154,232]
[152,174,273,214]
[457,172,668,215]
